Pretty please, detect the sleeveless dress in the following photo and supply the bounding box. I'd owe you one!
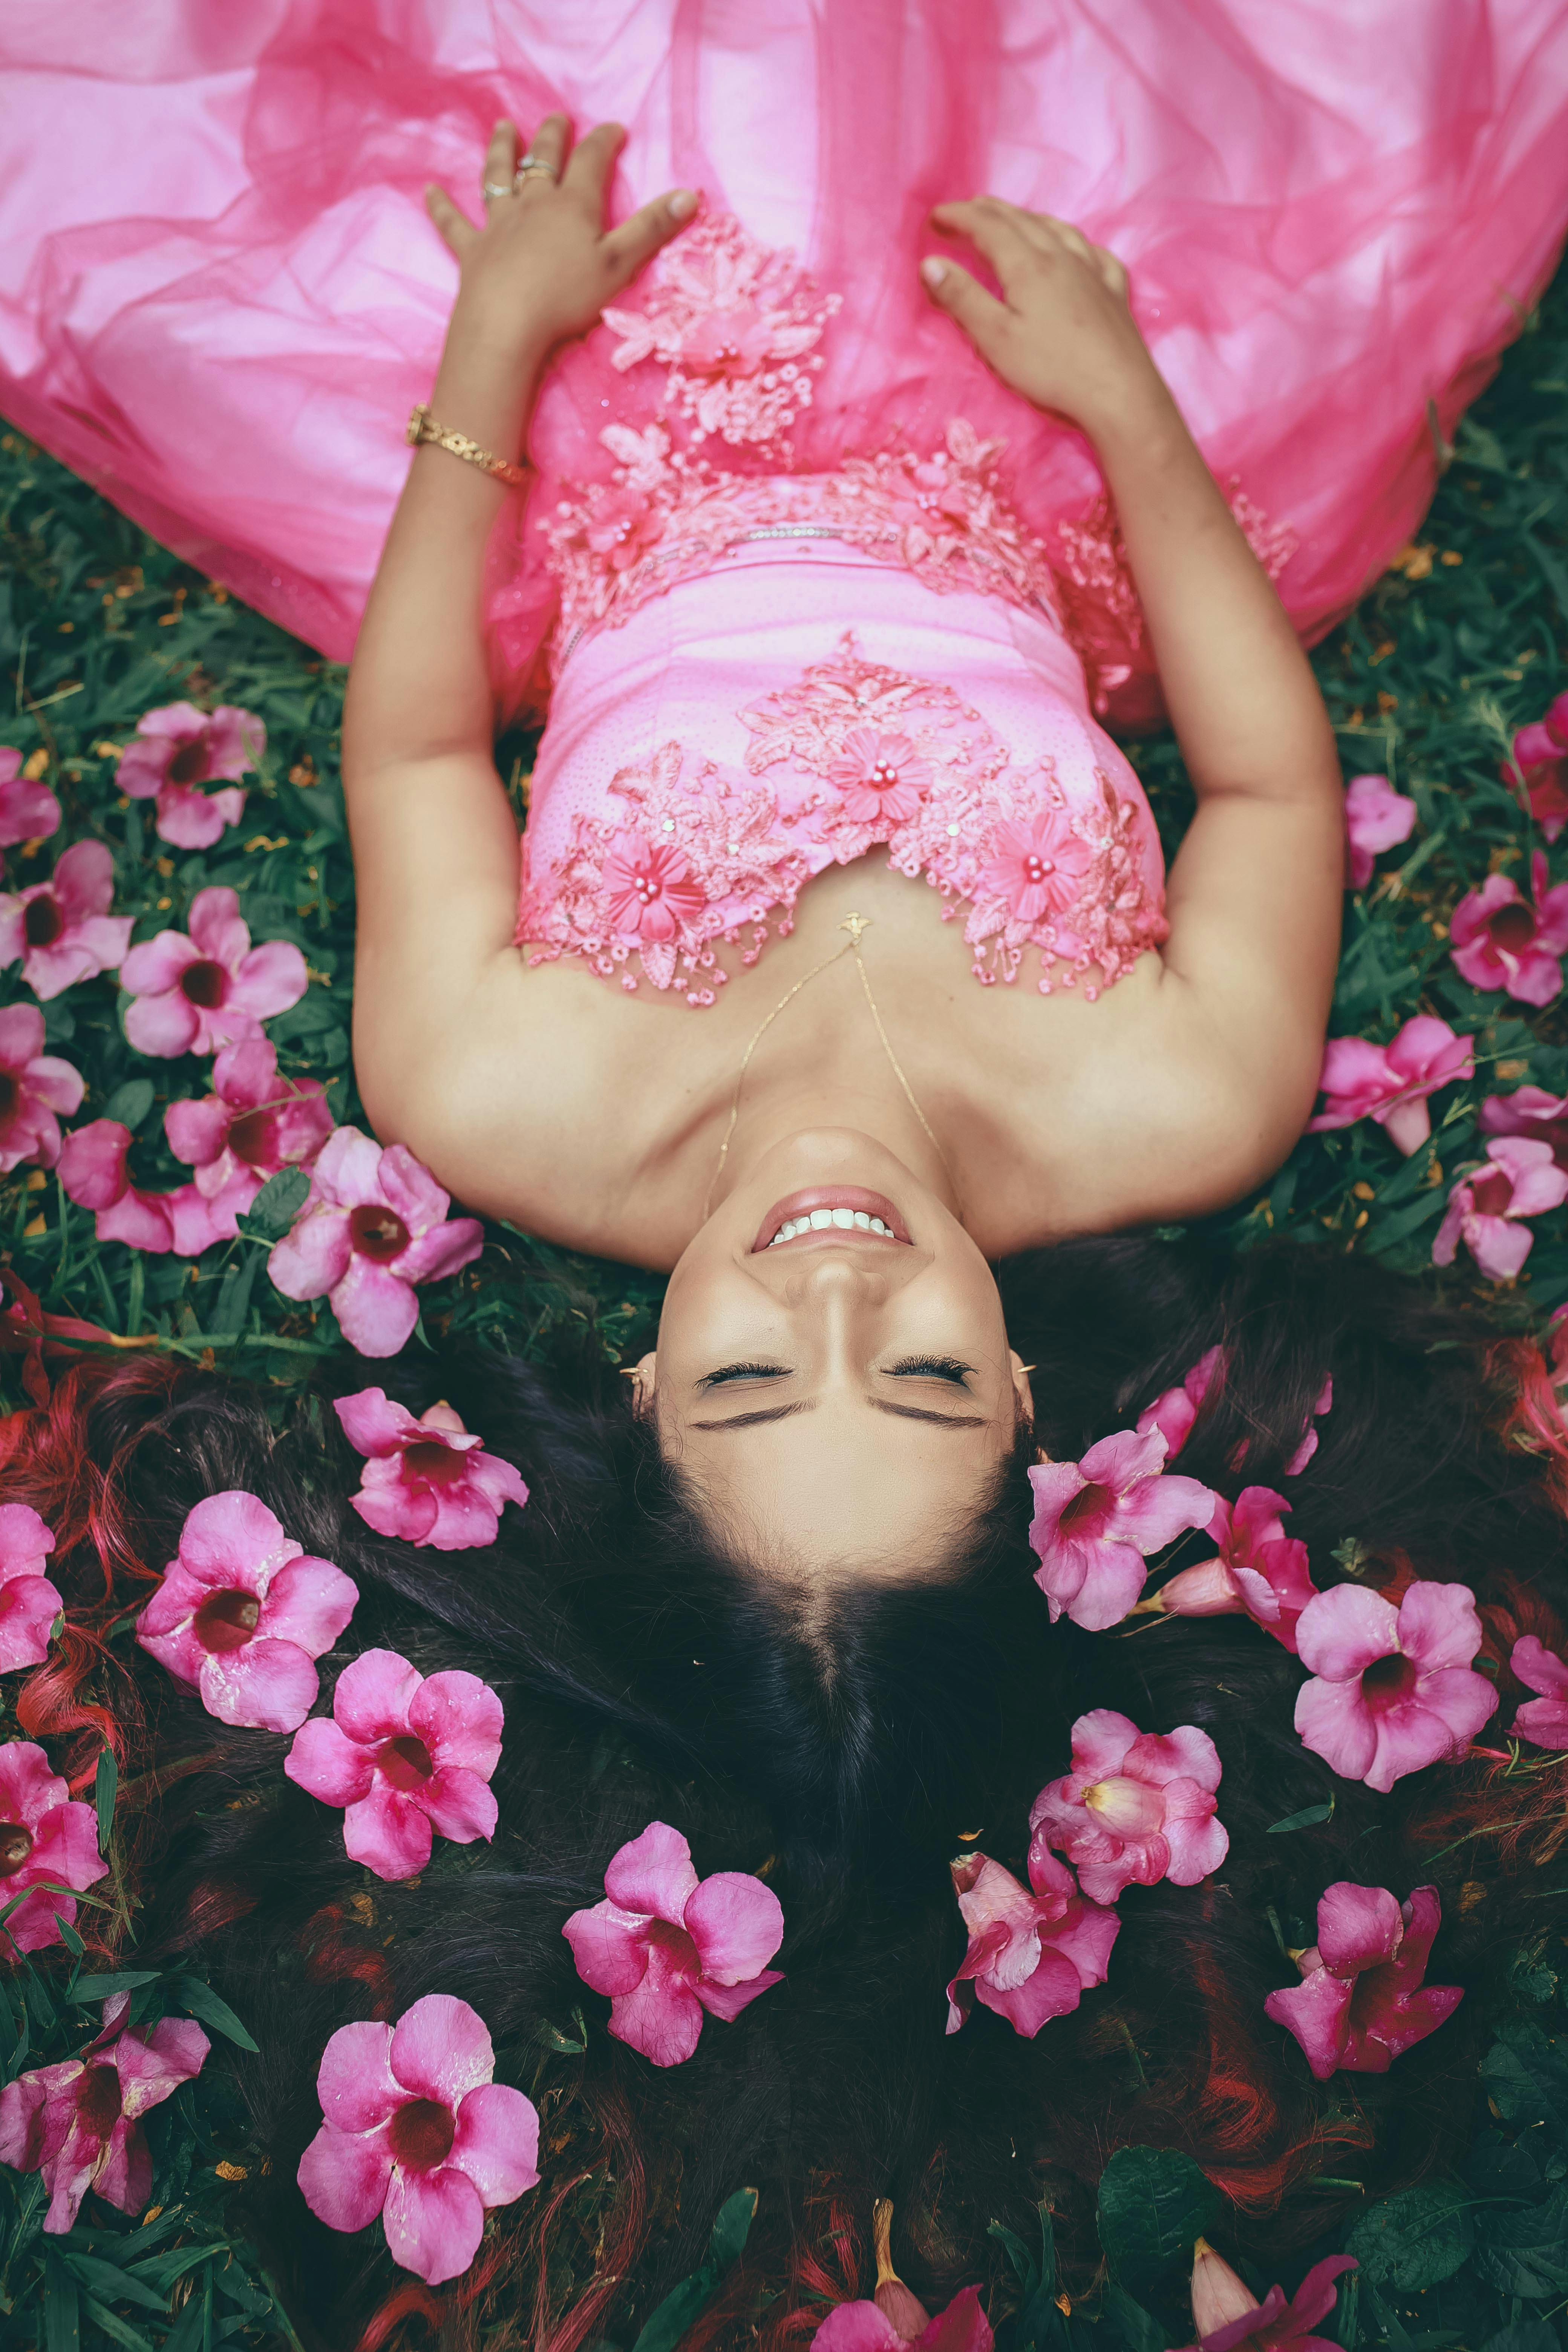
[2,0,1566,1008]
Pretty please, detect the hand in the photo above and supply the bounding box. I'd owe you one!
[922,200,1164,441]
[425,114,697,358]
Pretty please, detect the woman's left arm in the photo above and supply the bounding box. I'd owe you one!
[343,116,694,1148]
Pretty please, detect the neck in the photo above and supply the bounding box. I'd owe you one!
[711,1072,960,1218]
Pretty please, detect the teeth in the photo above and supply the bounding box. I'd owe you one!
[766,1209,897,1245]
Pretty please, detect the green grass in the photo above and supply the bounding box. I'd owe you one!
[2,268,1566,2351]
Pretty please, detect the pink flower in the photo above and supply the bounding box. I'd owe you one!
[1028,1709,1228,1905]
[0,746,61,854]
[297,1993,539,2285]
[1306,1017,1474,1156]
[563,1820,784,2067]
[1135,1344,1227,1458]
[1479,1082,1568,1169]
[1149,1488,1316,1654]
[333,1389,528,1550]
[1264,1882,1462,2079]
[0,1505,63,1673]
[268,1128,484,1359]
[115,701,262,849]
[581,483,662,570]
[600,830,707,943]
[1292,1579,1497,1793]
[285,1647,502,1880]
[978,812,1097,926]
[1178,2242,1357,2352]
[57,1118,224,1255]
[164,1036,332,1236]
[0,1991,209,2232]
[1508,1633,1568,1748]
[1505,690,1568,842]
[824,730,933,825]
[1027,1430,1217,1631]
[119,885,307,1058]
[0,1738,106,1955]
[944,1847,1118,2039]
[0,840,132,1000]
[1432,1136,1568,1280]
[135,1490,358,1734]
[813,2287,993,2352]
[1449,851,1568,1005]
[1343,774,1416,891]
[1283,1377,1335,1477]
[0,1003,83,1174]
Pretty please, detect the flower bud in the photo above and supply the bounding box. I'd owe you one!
[1156,1559,1244,1619]
[873,2200,931,2340]
[1190,2239,1260,2340]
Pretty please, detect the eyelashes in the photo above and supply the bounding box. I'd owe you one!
[699,1355,975,1388]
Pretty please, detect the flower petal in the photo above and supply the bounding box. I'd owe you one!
[197,1637,319,1733]
[382,2162,486,2286]
[603,1821,700,1925]
[343,1789,435,1880]
[448,2082,541,2207]
[315,2018,401,2134]
[297,2119,394,2233]
[1294,1584,1400,1680]
[389,1994,495,2108]
[683,1871,785,1986]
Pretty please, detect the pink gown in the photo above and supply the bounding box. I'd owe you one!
[2,0,1566,1008]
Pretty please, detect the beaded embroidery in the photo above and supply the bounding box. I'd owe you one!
[516,634,1168,1006]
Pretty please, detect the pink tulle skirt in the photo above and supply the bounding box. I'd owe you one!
[2,0,1566,726]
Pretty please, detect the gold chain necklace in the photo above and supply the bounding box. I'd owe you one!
[703,912,958,1220]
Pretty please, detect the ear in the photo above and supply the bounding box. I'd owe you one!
[629,1349,658,1419]
[1008,1348,1035,1430]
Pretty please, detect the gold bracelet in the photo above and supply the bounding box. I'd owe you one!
[405,403,528,489]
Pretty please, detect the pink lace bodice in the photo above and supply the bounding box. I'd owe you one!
[514,545,1170,1008]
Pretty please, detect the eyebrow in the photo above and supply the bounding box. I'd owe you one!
[690,1399,989,1432]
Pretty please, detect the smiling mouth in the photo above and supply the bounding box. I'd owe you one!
[752,1187,912,1251]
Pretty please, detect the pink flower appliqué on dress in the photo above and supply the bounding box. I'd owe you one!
[1292,1579,1498,1793]
[297,1993,540,2285]
[1508,1632,1568,1748]
[944,1847,1119,2039]
[1264,1882,1462,2079]
[1029,1709,1229,1905]
[602,211,841,455]
[285,1647,503,1880]
[1027,1430,1217,1631]
[333,1389,528,1550]
[0,1992,209,2233]
[0,1504,63,1673]
[0,839,132,1001]
[136,1489,358,1734]
[563,1820,784,2067]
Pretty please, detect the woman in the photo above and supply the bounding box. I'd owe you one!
[3,7,1568,2346]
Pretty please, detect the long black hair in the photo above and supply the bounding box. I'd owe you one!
[15,1230,1568,2352]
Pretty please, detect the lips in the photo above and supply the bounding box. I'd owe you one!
[751,1187,912,1252]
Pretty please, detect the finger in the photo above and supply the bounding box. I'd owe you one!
[919,254,1013,354]
[561,119,626,211]
[424,183,479,257]
[928,197,1041,293]
[1034,212,1096,264]
[480,117,518,206]
[602,187,700,285]
[516,110,571,193]
[1092,242,1130,301]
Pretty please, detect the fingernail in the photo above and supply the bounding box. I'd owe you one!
[920,256,948,289]
[668,188,698,220]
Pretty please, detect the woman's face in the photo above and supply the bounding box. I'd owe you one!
[639,1130,1032,1576]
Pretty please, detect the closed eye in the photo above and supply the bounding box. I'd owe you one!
[885,1355,974,1384]
[698,1361,791,1388]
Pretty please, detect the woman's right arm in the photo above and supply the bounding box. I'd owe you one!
[342,117,694,1155]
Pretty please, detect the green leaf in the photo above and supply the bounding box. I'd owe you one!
[1479,2022,1568,2150]
[1095,2147,1225,2301]
[56,1914,84,1958]
[1473,2185,1568,2299]
[44,2259,80,2352]
[159,2270,213,2352]
[171,1975,260,2053]
[1267,1801,1335,1834]
[78,2294,157,2351]
[1344,2186,1474,2291]
[238,1166,309,1242]
[629,2187,758,2352]
[101,1079,155,1131]
[1100,2284,1167,2352]
[989,2202,1059,2352]
[94,1747,118,1854]
[63,2253,168,2312]
[70,1971,161,2003]
[1479,2327,1562,2352]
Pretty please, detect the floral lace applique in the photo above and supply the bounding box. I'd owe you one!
[516,634,1168,1003]
[602,213,842,456]
[1055,487,1300,714]
[540,418,1061,666]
